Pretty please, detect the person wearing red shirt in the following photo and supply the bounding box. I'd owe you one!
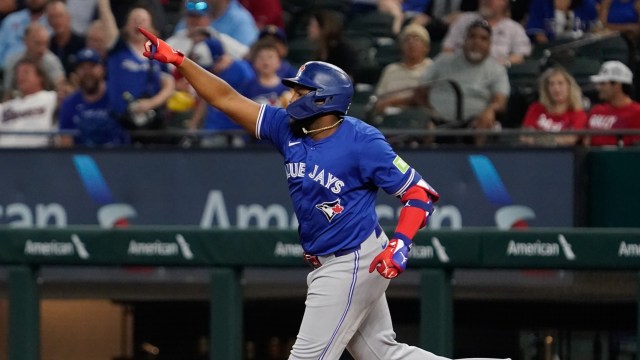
[586,60,640,147]
[520,66,587,146]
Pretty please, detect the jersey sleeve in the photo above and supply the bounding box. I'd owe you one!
[359,135,422,197]
[255,104,291,153]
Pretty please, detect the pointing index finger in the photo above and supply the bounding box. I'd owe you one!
[137,27,158,43]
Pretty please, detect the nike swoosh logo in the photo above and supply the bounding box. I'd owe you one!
[288,141,301,146]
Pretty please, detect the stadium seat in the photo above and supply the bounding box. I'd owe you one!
[286,38,315,67]
[346,11,395,40]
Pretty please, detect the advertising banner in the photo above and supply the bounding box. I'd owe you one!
[0,148,575,229]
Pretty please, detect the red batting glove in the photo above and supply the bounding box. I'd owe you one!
[368,238,411,279]
[138,27,185,66]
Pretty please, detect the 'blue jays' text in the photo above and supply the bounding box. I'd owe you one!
[285,162,345,194]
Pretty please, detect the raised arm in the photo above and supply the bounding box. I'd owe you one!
[138,27,261,136]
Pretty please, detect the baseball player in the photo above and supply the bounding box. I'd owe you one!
[138,27,511,360]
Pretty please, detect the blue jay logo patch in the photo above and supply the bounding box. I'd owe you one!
[315,199,344,222]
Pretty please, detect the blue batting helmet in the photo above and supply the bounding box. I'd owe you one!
[282,61,353,121]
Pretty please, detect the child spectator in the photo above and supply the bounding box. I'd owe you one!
[241,40,291,107]
[255,25,297,79]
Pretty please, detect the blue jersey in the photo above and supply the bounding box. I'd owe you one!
[59,90,130,146]
[257,104,423,255]
[106,38,168,117]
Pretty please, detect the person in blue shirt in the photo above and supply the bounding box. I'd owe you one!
[173,0,259,47]
[189,35,254,146]
[58,48,130,147]
[241,40,291,107]
[138,27,513,360]
[526,0,598,44]
[0,0,50,68]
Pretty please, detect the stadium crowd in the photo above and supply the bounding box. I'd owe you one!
[0,0,638,148]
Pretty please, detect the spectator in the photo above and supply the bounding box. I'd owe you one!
[0,0,22,22]
[307,9,359,78]
[441,0,531,66]
[374,24,433,107]
[525,0,598,44]
[238,0,285,29]
[47,0,86,74]
[173,0,260,47]
[597,0,640,39]
[0,0,49,69]
[586,60,640,146]
[108,0,167,36]
[85,20,110,60]
[241,40,291,107]
[101,0,175,141]
[520,66,588,146]
[167,0,249,61]
[424,19,509,145]
[407,0,464,42]
[375,19,509,145]
[189,36,254,146]
[3,22,65,100]
[94,0,120,56]
[0,58,57,147]
[253,25,297,78]
[57,48,129,147]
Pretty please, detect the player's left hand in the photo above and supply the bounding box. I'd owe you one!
[368,238,411,279]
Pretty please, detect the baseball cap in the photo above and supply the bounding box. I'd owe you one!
[185,0,209,16]
[192,38,225,68]
[590,60,633,84]
[467,18,492,37]
[259,25,287,44]
[74,48,101,66]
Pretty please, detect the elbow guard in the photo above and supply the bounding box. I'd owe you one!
[394,185,435,241]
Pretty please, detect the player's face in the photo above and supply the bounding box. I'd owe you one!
[547,72,569,105]
[289,85,312,104]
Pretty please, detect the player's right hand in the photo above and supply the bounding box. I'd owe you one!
[368,238,412,279]
[138,27,185,66]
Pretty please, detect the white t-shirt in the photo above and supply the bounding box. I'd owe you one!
[0,90,57,147]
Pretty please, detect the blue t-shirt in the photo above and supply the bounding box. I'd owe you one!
[256,104,425,255]
[106,38,168,117]
[241,79,290,106]
[59,90,130,146]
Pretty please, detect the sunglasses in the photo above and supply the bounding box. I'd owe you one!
[186,1,208,12]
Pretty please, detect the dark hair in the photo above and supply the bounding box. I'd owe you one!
[311,10,345,46]
[250,38,281,62]
[466,19,492,37]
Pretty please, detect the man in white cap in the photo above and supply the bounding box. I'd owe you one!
[587,60,640,146]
